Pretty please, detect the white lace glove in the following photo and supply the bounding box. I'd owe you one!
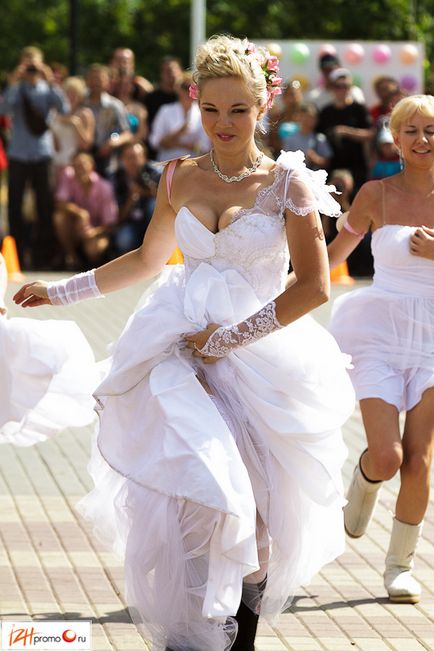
[47,270,103,305]
[197,301,283,358]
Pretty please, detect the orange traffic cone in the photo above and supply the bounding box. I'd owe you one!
[167,247,184,264]
[330,261,354,285]
[1,235,25,282]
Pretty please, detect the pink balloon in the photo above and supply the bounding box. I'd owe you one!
[400,74,418,92]
[319,43,337,57]
[344,43,364,65]
[372,44,392,64]
[400,44,419,65]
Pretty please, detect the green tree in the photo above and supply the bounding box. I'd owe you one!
[0,0,432,86]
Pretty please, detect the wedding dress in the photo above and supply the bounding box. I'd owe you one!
[78,151,355,650]
[0,314,98,446]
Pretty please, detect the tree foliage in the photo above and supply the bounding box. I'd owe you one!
[0,0,432,85]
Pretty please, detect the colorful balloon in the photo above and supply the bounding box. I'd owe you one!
[319,43,337,57]
[344,43,364,65]
[290,43,310,65]
[399,44,419,65]
[352,74,363,88]
[400,74,418,92]
[372,44,392,64]
[266,42,282,59]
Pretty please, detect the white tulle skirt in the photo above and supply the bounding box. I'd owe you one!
[0,315,98,446]
[78,264,355,650]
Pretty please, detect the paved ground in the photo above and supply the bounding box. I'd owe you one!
[1,275,434,651]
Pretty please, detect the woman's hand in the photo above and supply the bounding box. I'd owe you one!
[410,226,434,261]
[184,324,222,364]
[13,281,51,308]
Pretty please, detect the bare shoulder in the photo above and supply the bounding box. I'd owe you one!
[345,180,385,231]
[354,180,383,206]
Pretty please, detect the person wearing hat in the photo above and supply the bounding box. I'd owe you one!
[306,53,365,111]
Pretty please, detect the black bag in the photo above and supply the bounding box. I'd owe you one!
[21,86,49,136]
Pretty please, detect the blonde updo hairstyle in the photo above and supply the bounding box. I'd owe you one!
[389,94,434,134]
[192,35,268,109]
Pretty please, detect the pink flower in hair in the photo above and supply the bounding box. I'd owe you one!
[246,42,257,55]
[266,56,279,72]
[188,83,198,100]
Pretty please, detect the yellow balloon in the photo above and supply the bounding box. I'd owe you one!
[266,42,282,59]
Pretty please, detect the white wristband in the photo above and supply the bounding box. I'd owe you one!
[47,269,104,306]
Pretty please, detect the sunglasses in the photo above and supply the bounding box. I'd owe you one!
[334,83,351,90]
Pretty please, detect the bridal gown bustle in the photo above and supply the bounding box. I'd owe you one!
[0,314,98,446]
[78,151,355,650]
[330,224,434,412]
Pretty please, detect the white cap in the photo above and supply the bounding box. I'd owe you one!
[329,67,352,83]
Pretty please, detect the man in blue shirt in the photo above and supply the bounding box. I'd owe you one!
[0,46,68,268]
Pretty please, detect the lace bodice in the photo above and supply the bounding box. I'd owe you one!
[174,151,340,303]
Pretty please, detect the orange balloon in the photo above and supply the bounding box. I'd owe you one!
[400,44,418,65]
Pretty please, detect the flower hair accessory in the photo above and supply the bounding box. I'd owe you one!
[245,41,282,109]
[189,83,198,100]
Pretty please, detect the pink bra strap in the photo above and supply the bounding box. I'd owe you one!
[343,220,365,239]
[166,159,178,206]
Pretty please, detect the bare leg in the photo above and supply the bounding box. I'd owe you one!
[397,386,434,524]
[359,398,402,480]
[53,208,81,267]
[82,233,109,264]
[344,398,401,538]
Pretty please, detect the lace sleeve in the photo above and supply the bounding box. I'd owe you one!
[276,150,341,218]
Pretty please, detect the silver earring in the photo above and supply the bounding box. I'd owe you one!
[399,149,405,170]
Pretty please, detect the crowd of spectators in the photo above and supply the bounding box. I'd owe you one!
[0,45,410,275]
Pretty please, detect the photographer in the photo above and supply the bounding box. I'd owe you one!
[0,46,68,269]
[110,142,160,256]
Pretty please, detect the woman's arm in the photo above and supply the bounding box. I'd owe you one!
[185,206,331,360]
[13,167,178,307]
[71,108,95,151]
[327,181,378,269]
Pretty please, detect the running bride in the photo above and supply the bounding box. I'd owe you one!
[14,35,354,651]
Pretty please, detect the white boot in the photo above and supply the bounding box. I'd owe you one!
[343,456,382,538]
[384,518,423,604]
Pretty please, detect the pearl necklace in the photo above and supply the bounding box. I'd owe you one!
[210,149,264,183]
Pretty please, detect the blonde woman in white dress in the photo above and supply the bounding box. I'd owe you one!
[329,94,434,605]
[14,36,354,651]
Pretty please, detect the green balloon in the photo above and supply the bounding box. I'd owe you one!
[290,43,310,65]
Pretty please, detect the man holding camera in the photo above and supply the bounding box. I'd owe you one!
[0,46,68,269]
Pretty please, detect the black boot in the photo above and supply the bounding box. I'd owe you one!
[231,577,267,651]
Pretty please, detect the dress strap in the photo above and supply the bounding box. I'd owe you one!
[163,155,190,208]
[380,179,386,226]
[166,160,178,207]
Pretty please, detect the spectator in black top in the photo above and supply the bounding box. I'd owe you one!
[110,142,160,255]
[317,68,374,195]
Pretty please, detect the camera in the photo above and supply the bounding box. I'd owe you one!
[25,64,38,74]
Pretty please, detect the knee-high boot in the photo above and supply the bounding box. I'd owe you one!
[231,577,267,651]
[384,517,423,604]
[343,451,383,538]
